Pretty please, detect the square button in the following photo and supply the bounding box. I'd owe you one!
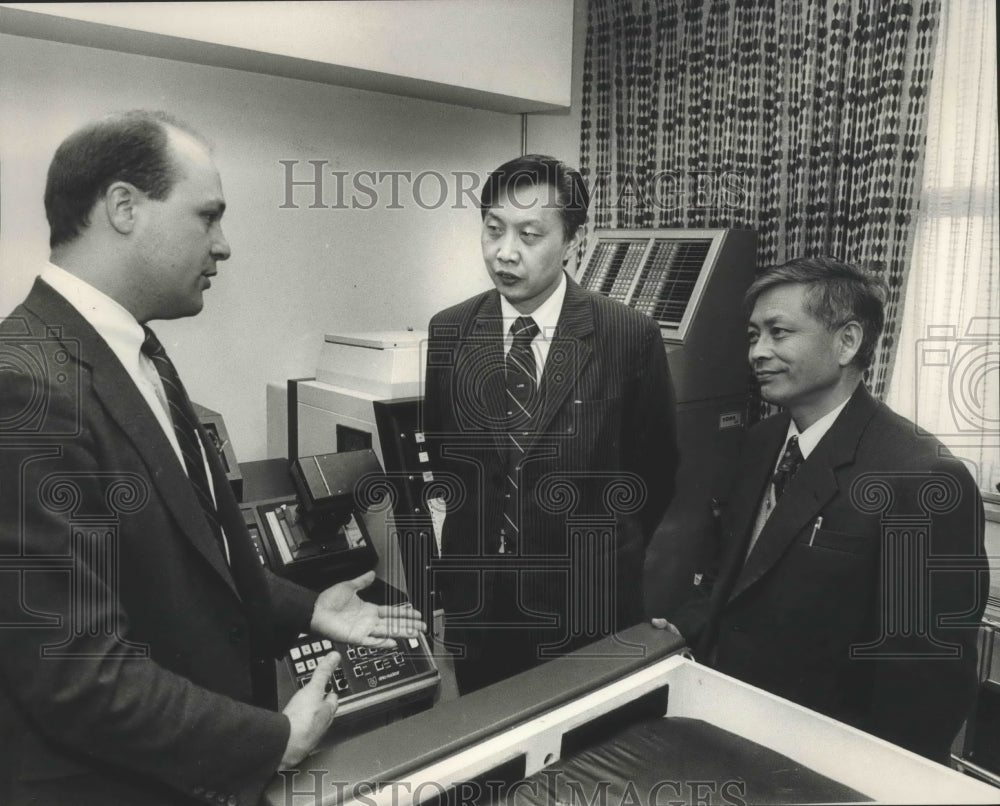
[306,659,317,671]
[294,662,306,674]
[289,647,301,660]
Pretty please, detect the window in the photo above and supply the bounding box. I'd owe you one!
[887,0,999,500]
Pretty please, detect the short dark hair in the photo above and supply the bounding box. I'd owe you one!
[480,154,589,239]
[44,110,206,248]
[744,256,887,369]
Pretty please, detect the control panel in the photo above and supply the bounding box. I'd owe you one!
[238,449,440,723]
[286,631,438,721]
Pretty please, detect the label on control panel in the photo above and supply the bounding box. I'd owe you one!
[719,411,744,430]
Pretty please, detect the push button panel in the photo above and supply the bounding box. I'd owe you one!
[284,631,437,714]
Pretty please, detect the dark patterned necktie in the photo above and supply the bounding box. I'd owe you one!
[141,326,226,559]
[505,316,540,423]
[772,435,804,501]
[500,316,540,554]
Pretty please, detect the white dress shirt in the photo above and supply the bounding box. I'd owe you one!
[746,397,851,557]
[499,271,567,385]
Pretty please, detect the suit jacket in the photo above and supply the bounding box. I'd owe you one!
[0,280,317,806]
[671,385,988,763]
[423,276,678,658]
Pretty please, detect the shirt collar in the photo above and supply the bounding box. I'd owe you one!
[39,262,146,367]
[499,271,567,338]
[784,396,851,460]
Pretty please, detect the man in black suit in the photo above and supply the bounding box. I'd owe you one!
[0,111,424,806]
[424,155,678,694]
[656,256,987,763]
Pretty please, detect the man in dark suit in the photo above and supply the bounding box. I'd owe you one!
[423,155,678,694]
[657,256,987,763]
[0,111,424,806]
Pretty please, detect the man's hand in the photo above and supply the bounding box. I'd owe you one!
[279,651,340,770]
[310,570,427,649]
[651,618,682,637]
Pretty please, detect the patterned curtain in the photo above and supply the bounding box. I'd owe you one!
[579,0,941,401]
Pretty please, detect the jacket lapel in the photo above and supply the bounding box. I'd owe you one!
[25,281,239,597]
[471,278,594,457]
[728,386,880,602]
[524,277,594,454]
[466,292,509,455]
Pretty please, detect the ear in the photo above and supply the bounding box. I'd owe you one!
[837,321,864,367]
[104,182,140,235]
[561,226,583,266]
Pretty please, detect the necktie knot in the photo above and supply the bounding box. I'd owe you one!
[140,325,165,360]
[510,316,539,345]
[772,435,804,501]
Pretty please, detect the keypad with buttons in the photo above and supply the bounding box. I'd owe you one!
[284,631,437,718]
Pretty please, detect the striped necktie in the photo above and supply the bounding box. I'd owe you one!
[500,316,540,554]
[141,326,227,559]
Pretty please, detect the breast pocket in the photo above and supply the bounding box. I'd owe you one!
[561,397,621,436]
[802,526,868,555]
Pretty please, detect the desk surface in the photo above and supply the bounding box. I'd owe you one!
[265,625,687,805]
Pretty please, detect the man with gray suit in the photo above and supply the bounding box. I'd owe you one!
[0,111,424,805]
[424,155,679,694]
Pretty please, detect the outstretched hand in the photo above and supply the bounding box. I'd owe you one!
[309,570,427,649]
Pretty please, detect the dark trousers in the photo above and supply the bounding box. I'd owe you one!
[450,570,557,696]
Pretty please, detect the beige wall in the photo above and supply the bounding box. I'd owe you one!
[0,0,586,462]
[524,0,588,166]
[2,1,574,110]
[0,32,576,461]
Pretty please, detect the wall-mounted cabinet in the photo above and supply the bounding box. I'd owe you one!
[0,1,574,113]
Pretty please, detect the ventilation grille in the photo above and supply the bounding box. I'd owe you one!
[576,231,721,340]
